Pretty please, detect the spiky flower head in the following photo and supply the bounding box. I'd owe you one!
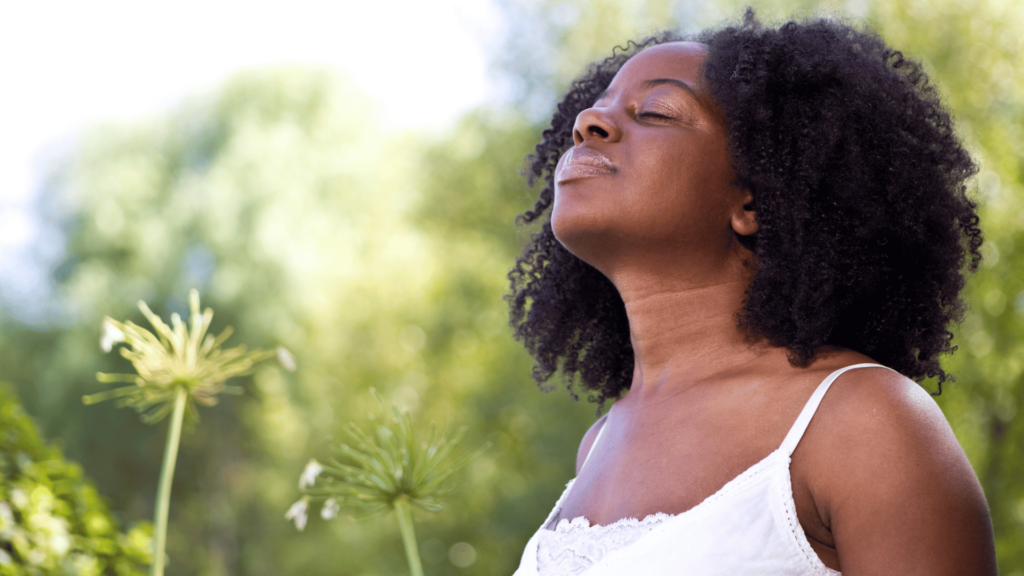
[85,289,291,424]
[295,389,487,522]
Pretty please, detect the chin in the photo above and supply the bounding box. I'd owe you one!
[551,208,617,267]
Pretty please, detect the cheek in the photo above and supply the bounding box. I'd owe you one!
[627,143,736,237]
[550,132,737,255]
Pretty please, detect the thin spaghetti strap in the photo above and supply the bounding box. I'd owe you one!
[779,363,890,456]
[579,417,610,473]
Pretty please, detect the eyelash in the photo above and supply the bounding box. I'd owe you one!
[637,111,671,120]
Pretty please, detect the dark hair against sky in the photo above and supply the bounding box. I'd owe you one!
[508,11,982,410]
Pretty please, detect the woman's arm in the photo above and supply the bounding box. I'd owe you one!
[805,368,997,575]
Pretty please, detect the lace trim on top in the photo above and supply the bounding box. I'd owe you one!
[535,451,781,576]
[536,479,672,576]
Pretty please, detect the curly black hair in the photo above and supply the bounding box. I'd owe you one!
[507,11,982,409]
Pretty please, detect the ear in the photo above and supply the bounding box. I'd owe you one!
[730,190,758,237]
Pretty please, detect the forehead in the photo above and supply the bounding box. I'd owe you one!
[610,42,708,90]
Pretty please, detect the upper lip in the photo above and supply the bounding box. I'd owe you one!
[561,147,616,172]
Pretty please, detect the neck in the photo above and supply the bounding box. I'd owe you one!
[615,269,768,399]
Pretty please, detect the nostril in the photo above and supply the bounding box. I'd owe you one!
[588,125,609,138]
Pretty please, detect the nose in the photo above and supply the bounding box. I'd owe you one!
[573,106,621,146]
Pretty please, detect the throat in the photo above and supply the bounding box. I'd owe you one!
[621,280,767,395]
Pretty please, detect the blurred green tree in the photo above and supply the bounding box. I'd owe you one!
[0,0,1020,573]
[0,65,598,575]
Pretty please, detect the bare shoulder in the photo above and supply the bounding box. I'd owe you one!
[575,413,609,475]
[815,366,955,456]
[800,366,997,575]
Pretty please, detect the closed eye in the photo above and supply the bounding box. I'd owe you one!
[637,111,672,121]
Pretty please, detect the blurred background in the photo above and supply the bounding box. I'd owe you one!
[0,0,1022,574]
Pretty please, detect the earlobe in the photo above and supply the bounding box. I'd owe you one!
[731,191,758,237]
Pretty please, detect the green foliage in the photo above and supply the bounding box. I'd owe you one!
[1,66,595,575]
[0,383,151,575]
[0,0,1020,574]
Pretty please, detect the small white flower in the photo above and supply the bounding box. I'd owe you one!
[100,318,125,352]
[299,458,323,490]
[285,497,309,531]
[276,346,297,372]
[320,498,340,520]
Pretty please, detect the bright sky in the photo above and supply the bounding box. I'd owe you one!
[0,0,499,323]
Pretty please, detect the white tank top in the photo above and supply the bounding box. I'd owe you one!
[513,363,888,576]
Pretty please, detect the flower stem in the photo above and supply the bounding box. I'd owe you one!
[393,496,425,576]
[151,386,187,576]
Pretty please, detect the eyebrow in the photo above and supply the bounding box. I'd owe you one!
[594,78,700,102]
[640,78,699,98]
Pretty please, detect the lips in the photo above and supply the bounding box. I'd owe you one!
[556,148,617,183]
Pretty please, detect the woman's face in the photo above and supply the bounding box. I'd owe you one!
[552,42,752,282]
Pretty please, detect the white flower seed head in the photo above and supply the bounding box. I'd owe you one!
[100,318,126,353]
[299,458,323,490]
[276,346,297,372]
[321,498,340,520]
[285,498,309,531]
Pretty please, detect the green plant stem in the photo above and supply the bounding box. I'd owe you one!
[151,386,187,576]
[393,496,425,576]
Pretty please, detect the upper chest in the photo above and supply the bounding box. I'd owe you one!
[551,372,831,532]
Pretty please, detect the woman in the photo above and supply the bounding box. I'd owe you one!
[508,12,997,575]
